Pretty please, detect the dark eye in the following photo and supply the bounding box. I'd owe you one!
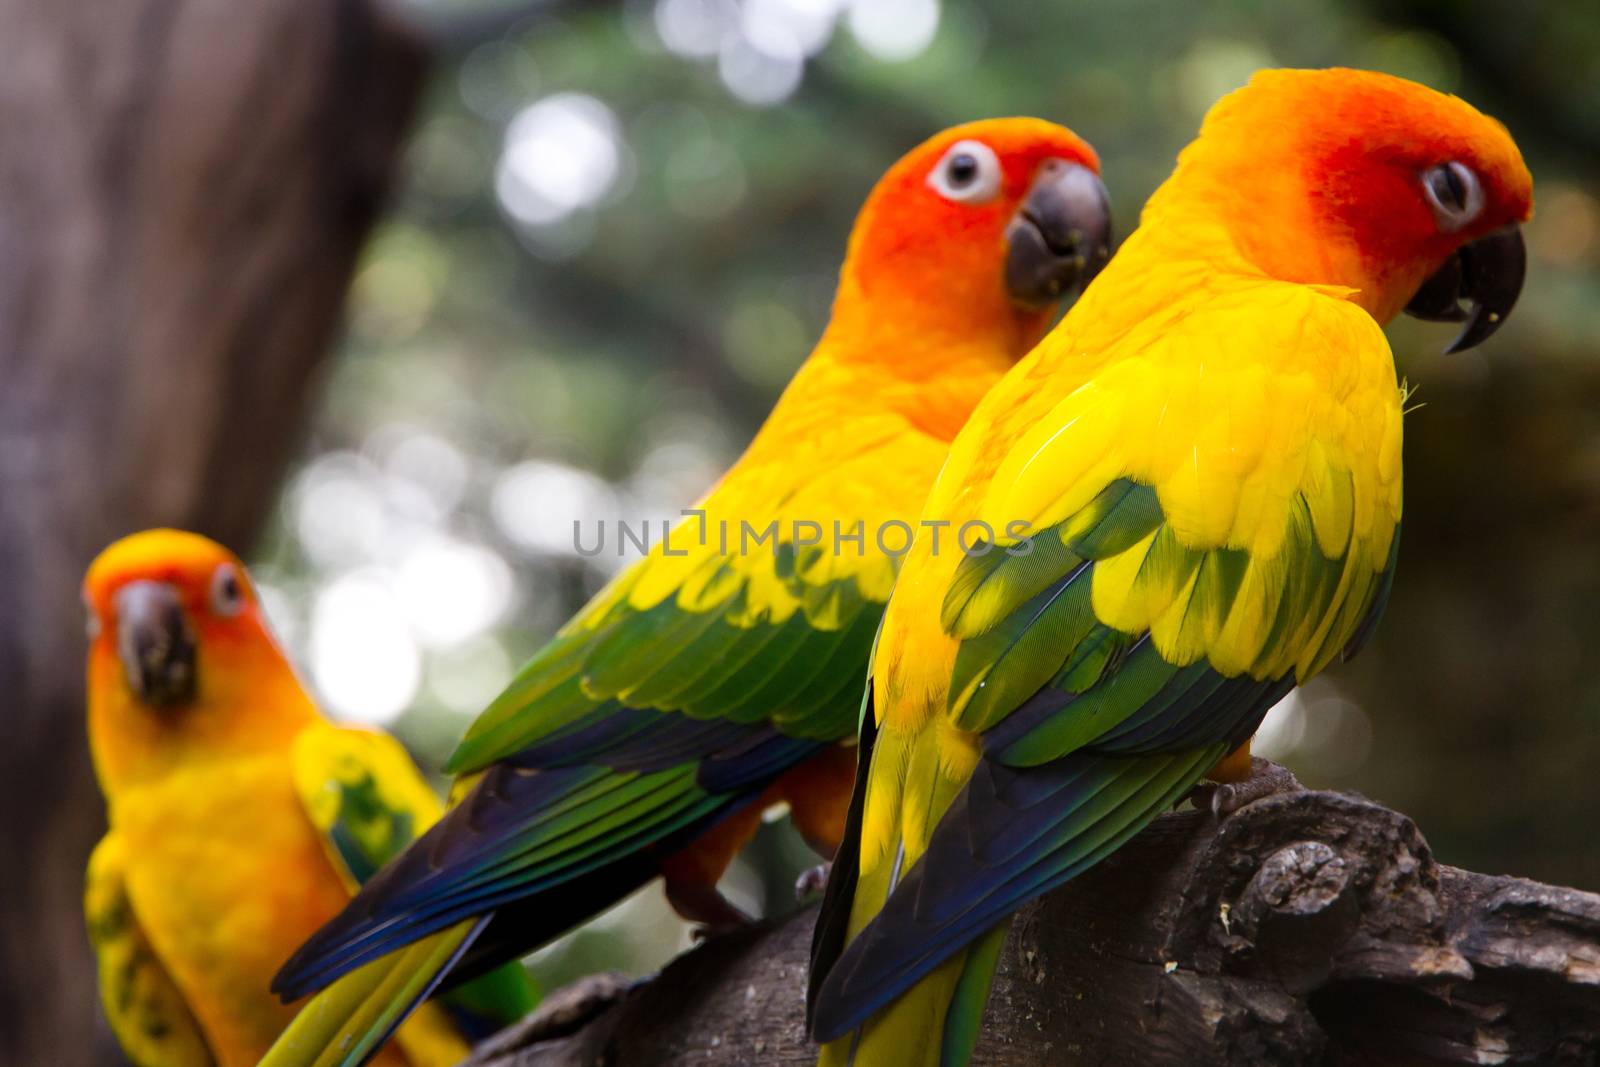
[928,140,1002,204]
[1422,161,1483,233]
[210,564,245,617]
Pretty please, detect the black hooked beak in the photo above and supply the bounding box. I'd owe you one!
[1004,160,1113,310]
[1403,224,1526,354]
[116,580,197,707]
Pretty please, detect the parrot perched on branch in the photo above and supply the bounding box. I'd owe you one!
[82,530,537,1067]
[266,118,1113,1066]
[807,68,1532,1067]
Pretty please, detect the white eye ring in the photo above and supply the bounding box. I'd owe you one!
[84,592,101,640]
[210,563,246,618]
[1422,161,1484,233]
[927,140,1003,204]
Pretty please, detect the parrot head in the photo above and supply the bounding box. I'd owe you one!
[83,529,315,790]
[1159,67,1533,349]
[837,117,1112,348]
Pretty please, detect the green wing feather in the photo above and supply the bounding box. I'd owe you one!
[450,545,885,776]
[291,729,539,1031]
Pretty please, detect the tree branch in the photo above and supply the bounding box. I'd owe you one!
[466,788,1600,1066]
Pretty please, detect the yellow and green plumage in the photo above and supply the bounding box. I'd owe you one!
[808,68,1533,1067]
[268,118,1114,1066]
[83,530,536,1067]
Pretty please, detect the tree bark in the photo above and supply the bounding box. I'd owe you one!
[468,788,1600,1066]
[0,2,426,1062]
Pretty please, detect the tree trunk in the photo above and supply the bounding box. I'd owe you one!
[0,2,426,1062]
[468,788,1600,1066]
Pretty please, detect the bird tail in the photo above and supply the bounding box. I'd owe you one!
[816,920,1009,1067]
[261,918,486,1067]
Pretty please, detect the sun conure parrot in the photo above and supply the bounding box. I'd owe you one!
[264,118,1114,1066]
[806,68,1533,1067]
[82,530,538,1067]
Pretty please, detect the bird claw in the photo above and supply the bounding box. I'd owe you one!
[688,914,754,943]
[1190,757,1302,818]
[794,862,831,902]
[667,879,755,942]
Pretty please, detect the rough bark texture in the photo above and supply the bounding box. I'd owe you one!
[468,788,1600,1066]
[0,2,426,1062]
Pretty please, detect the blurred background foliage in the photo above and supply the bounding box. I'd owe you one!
[248,0,1600,990]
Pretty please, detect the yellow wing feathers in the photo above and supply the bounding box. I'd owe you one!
[979,282,1400,561]
[892,274,1402,708]
[86,836,215,1067]
[593,404,946,631]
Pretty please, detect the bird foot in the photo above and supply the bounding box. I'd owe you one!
[794,862,831,902]
[666,879,755,942]
[689,915,755,943]
[1190,757,1302,818]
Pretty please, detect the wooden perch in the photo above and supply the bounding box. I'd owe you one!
[465,786,1600,1066]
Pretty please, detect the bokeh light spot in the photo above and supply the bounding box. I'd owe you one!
[292,453,388,570]
[719,30,804,106]
[493,460,619,556]
[370,427,471,524]
[395,537,514,648]
[845,0,939,62]
[744,0,843,57]
[310,571,421,725]
[1253,691,1306,761]
[654,0,738,59]
[429,634,515,715]
[497,93,623,227]
[1171,38,1276,121]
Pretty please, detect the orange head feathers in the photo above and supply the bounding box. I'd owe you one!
[832,118,1110,351]
[1152,68,1532,340]
[84,529,316,792]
